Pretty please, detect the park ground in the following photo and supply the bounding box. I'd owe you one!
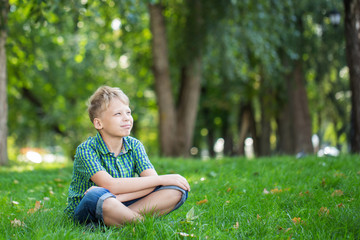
[0,155,359,239]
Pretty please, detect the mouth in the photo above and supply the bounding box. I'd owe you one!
[121,125,132,129]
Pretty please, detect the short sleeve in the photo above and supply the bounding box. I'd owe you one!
[132,141,154,175]
[74,144,106,182]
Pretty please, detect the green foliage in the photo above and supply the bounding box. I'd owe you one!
[1,156,359,239]
[5,0,350,157]
[6,0,158,156]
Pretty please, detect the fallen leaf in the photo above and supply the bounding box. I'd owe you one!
[196,199,208,205]
[299,190,310,197]
[11,218,25,227]
[271,188,283,194]
[185,206,200,223]
[321,178,326,187]
[233,221,239,229]
[177,232,195,237]
[27,201,42,214]
[337,203,344,208]
[331,190,344,197]
[278,227,292,232]
[292,217,303,225]
[257,214,261,220]
[226,187,232,192]
[13,179,19,184]
[186,206,195,220]
[318,207,330,217]
[54,178,62,182]
[334,172,347,178]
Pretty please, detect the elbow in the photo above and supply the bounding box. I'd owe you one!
[98,182,117,193]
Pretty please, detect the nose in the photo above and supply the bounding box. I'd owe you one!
[123,114,131,121]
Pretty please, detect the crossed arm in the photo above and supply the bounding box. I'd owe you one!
[87,168,190,202]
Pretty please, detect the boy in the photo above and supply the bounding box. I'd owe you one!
[65,86,190,226]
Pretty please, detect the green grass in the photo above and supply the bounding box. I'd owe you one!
[1,155,359,239]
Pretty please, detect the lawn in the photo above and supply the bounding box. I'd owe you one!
[1,155,359,239]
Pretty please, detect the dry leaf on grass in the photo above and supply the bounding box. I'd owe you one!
[337,203,344,208]
[292,217,304,225]
[233,221,239,229]
[278,227,292,233]
[196,199,208,205]
[177,232,195,237]
[318,207,330,217]
[27,201,42,214]
[331,190,344,197]
[11,218,26,228]
[299,191,310,197]
[271,188,283,194]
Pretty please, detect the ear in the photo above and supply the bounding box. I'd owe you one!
[93,118,103,130]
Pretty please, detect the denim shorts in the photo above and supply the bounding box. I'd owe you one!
[73,185,188,224]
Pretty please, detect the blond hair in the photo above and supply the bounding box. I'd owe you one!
[88,86,129,123]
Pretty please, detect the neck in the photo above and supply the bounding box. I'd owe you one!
[101,134,123,156]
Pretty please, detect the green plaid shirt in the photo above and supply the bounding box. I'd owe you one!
[64,132,154,217]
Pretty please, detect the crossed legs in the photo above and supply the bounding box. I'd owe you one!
[102,188,183,226]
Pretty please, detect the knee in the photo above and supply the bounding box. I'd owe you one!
[84,187,109,198]
[164,189,183,203]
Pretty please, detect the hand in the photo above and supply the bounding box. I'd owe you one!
[159,174,191,192]
[84,185,101,195]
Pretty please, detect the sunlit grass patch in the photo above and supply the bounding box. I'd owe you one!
[0,155,359,239]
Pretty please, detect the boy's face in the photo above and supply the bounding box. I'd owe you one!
[94,98,133,138]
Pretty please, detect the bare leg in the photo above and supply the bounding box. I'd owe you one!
[102,197,143,226]
[128,189,182,216]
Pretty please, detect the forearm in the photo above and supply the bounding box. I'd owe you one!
[115,187,155,202]
[91,170,190,195]
[98,175,161,195]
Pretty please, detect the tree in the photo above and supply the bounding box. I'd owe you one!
[344,0,360,153]
[149,1,216,157]
[0,0,9,165]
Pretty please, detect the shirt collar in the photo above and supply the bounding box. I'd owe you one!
[95,133,133,155]
[95,132,111,155]
[120,137,132,155]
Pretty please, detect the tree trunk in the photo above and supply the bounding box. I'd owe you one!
[203,107,216,157]
[149,2,203,157]
[344,0,360,153]
[259,76,272,156]
[291,61,314,154]
[222,113,234,156]
[259,105,271,156]
[277,54,295,155]
[277,99,295,154]
[237,106,250,156]
[0,0,9,165]
[175,58,202,156]
[148,4,177,156]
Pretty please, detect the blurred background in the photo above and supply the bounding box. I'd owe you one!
[1,0,359,165]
